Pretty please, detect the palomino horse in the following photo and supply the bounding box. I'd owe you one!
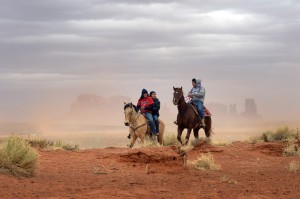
[173,87,212,145]
[124,103,165,148]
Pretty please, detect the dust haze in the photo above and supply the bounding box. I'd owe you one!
[0,0,299,147]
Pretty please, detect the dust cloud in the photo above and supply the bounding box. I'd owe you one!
[0,92,299,148]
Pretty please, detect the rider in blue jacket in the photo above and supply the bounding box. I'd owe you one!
[150,91,160,135]
[188,78,205,127]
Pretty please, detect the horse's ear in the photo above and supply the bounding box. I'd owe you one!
[173,86,176,91]
[180,86,182,90]
[124,102,126,105]
[130,103,132,107]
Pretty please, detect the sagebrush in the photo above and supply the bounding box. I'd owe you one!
[0,136,38,177]
[250,126,298,143]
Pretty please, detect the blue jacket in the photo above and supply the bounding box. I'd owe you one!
[152,98,160,115]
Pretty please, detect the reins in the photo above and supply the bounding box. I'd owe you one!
[127,109,147,135]
[175,92,186,107]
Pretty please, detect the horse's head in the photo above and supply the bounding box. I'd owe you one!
[173,86,183,105]
[123,102,137,126]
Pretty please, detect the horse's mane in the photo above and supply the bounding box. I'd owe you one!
[124,103,138,112]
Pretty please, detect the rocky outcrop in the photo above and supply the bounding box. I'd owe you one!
[59,94,132,125]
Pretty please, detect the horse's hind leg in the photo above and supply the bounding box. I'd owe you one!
[184,128,192,145]
[193,128,200,140]
[177,127,183,144]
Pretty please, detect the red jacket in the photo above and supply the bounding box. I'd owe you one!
[137,97,154,113]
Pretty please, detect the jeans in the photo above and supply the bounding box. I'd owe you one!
[193,100,204,119]
[145,112,157,134]
[152,114,159,133]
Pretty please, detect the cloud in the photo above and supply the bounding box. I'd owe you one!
[0,0,299,121]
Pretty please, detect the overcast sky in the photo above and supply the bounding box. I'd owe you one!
[0,0,299,121]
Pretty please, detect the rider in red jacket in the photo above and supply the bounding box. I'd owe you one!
[137,89,157,136]
[137,90,154,113]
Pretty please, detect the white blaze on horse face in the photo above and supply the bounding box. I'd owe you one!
[173,93,179,105]
[173,97,177,105]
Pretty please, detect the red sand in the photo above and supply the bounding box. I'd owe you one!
[0,141,299,199]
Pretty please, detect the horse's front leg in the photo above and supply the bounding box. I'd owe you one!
[184,128,192,145]
[129,133,137,148]
[139,131,145,146]
[177,127,183,144]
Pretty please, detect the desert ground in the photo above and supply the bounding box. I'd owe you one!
[0,138,299,199]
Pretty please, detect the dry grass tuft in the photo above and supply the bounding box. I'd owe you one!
[163,134,178,146]
[133,135,161,148]
[288,161,299,173]
[52,140,79,151]
[25,137,79,151]
[283,142,300,157]
[211,140,231,147]
[192,153,220,171]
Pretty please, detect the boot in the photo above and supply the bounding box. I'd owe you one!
[200,118,205,128]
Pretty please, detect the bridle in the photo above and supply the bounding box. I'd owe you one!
[125,107,147,135]
[174,91,186,107]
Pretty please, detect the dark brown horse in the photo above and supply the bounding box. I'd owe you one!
[173,87,211,145]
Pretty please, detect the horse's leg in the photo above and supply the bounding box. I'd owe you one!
[158,120,165,145]
[193,128,200,140]
[177,127,183,144]
[140,134,145,145]
[139,128,146,146]
[184,128,192,145]
[129,134,137,148]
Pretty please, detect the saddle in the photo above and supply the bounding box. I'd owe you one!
[127,113,153,139]
[141,113,152,135]
[189,102,212,117]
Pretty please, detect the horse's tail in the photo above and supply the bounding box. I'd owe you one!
[158,119,165,132]
[158,119,165,145]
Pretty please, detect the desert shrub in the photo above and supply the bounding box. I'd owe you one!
[192,153,220,171]
[262,130,275,142]
[249,136,264,144]
[163,134,178,146]
[26,137,53,149]
[272,126,295,141]
[0,136,38,177]
[250,126,297,143]
[288,161,299,173]
[53,140,79,150]
[283,142,300,157]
